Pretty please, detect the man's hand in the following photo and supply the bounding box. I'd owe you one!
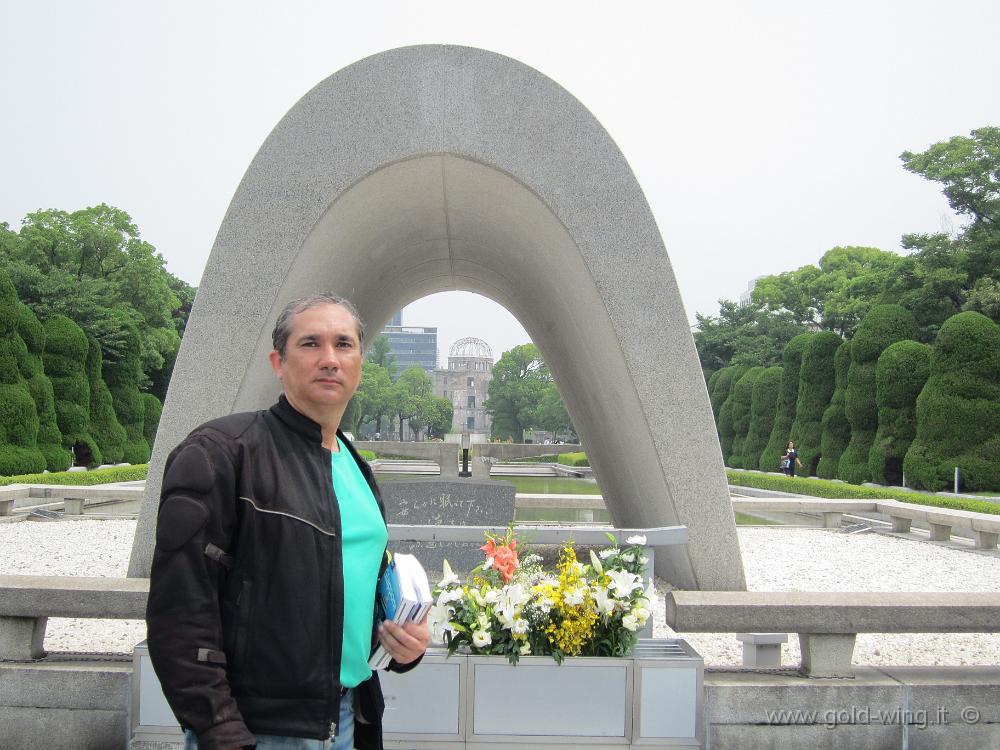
[378,614,430,665]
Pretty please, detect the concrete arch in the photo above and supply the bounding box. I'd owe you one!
[129,45,744,590]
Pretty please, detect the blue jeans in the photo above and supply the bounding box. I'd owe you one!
[183,688,355,749]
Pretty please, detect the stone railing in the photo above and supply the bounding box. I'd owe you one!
[0,575,148,660]
[0,484,143,517]
[666,590,1000,677]
[732,497,1000,549]
[0,525,684,659]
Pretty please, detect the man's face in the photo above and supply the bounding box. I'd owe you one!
[268,303,363,422]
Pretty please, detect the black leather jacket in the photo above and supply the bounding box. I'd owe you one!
[146,395,415,750]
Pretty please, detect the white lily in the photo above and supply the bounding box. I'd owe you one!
[439,559,460,588]
[607,570,643,596]
[622,613,640,632]
[589,549,604,575]
[564,586,585,606]
[592,586,615,615]
[484,589,501,605]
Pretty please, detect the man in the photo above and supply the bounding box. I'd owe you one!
[146,295,429,750]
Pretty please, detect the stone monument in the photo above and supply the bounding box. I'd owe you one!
[129,45,745,591]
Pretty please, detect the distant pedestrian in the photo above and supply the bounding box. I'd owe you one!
[782,441,802,477]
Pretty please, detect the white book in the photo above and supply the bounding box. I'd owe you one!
[368,553,432,669]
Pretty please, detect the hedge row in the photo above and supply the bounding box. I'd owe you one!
[557,451,590,467]
[726,469,1000,515]
[0,464,149,487]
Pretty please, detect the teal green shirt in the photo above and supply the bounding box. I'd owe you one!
[331,437,388,688]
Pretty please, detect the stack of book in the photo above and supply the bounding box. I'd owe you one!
[368,552,433,670]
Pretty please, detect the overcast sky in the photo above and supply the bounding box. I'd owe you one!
[3,1,998,365]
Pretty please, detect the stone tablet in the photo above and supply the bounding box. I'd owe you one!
[380,479,516,571]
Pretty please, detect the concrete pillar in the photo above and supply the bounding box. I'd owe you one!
[822,512,843,529]
[974,530,999,550]
[929,523,952,542]
[736,633,788,668]
[436,444,460,478]
[890,516,912,533]
[798,633,856,678]
[0,616,47,660]
[63,497,86,515]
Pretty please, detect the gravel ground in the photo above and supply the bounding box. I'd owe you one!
[4,519,1000,667]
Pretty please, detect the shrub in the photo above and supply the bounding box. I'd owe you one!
[18,303,70,471]
[717,396,737,464]
[761,333,815,471]
[710,366,749,422]
[557,451,589,467]
[817,340,852,478]
[43,315,101,467]
[0,269,46,475]
[745,366,782,471]
[103,319,150,464]
[838,305,917,484]
[357,448,377,461]
[791,331,842,475]
[725,469,1000,515]
[903,312,1000,492]
[86,336,127,464]
[727,367,764,469]
[869,340,931,485]
[0,464,148,487]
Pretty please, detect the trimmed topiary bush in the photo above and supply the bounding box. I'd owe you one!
[43,315,101,467]
[17,303,71,471]
[103,319,150,464]
[710,366,749,423]
[817,340,852,479]
[86,336,127,464]
[869,340,931,485]
[557,451,590,467]
[142,392,162,451]
[762,333,815,471]
[0,269,46,476]
[728,367,765,469]
[746,366,782,471]
[717,395,737,465]
[790,331,842,476]
[838,305,917,484]
[903,312,1000,492]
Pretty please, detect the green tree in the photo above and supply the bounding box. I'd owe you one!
[869,340,931,485]
[536,381,576,440]
[727,367,764,469]
[903,312,1000,492]
[412,396,454,440]
[709,365,749,423]
[484,344,551,441]
[752,246,906,337]
[838,305,917,484]
[0,269,47,475]
[17,302,70,471]
[790,331,842,475]
[695,300,806,372]
[744,366,782,470]
[1,205,193,391]
[761,333,815,471]
[817,341,852,479]
[86,336,127,464]
[142,393,163,450]
[391,366,433,440]
[365,334,398,380]
[351,362,394,437]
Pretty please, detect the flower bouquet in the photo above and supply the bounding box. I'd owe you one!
[427,527,656,665]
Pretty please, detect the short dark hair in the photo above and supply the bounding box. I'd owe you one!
[271,294,366,360]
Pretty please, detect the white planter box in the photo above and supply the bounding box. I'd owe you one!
[381,639,703,749]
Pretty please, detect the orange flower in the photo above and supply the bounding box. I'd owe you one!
[481,535,519,583]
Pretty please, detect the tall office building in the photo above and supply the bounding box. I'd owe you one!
[375,310,438,373]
